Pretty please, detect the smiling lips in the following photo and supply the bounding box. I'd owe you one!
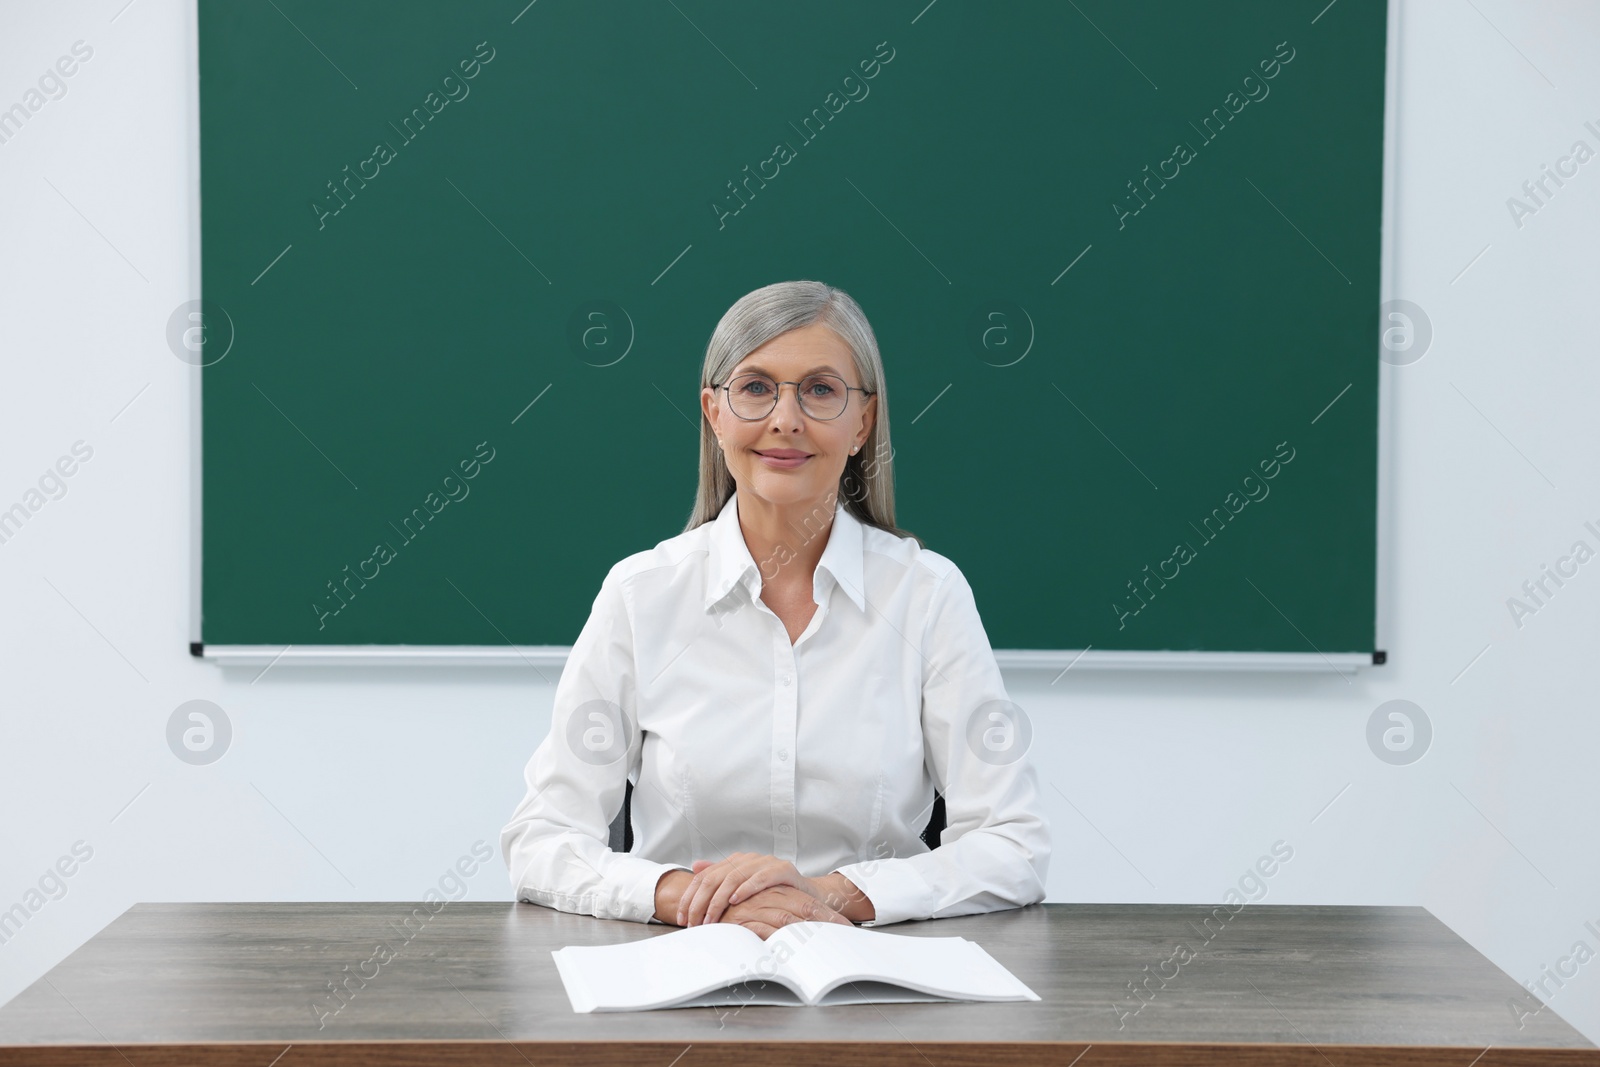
[755,448,812,468]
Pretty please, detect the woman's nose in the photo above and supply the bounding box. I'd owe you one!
[770,384,807,425]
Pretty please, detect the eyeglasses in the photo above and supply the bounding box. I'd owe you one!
[713,372,874,421]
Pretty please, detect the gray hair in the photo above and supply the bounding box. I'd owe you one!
[684,280,921,545]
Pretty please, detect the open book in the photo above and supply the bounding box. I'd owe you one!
[552,920,1039,1012]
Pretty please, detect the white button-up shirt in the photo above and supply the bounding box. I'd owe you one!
[499,489,1050,927]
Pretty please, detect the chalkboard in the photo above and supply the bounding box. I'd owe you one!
[198,0,1387,656]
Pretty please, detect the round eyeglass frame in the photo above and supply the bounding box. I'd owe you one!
[711,372,876,422]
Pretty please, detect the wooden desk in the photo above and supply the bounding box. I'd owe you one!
[0,902,1593,1065]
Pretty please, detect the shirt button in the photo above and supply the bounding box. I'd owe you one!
[782,676,792,687]
[779,822,791,833]
[778,748,788,760]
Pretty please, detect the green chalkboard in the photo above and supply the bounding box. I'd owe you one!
[199,0,1386,654]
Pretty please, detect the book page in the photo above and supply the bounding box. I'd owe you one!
[813,980,958,1006]
[673,980,805,1009]
[552,922,783,1012]
[764,922,1040,1004]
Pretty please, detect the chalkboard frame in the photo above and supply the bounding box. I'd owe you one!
[187,0,1401,671]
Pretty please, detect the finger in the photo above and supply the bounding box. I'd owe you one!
[677,871,707,926]
[743,921,778,940]
[675,872,697,925]
[692,856,757,924]
[682,870,707,925]
[753,885,802,911]
[728,861,798,905]
[797,896,828,924]
[750,907,797,932]
[703,869,751,925]
[686,868,727,927]
[709,857,779,920]
[727,869,773,906]
[800,894,851,926]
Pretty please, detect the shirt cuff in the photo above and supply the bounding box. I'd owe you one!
[833,857,937,928]
[613,856,692,924]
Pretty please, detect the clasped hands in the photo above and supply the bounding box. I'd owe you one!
[667,852,871,939]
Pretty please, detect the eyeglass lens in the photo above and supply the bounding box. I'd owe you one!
[727,373,849,419]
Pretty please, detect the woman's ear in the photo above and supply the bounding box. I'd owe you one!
[860,392,878,446]
[701,386,720,431]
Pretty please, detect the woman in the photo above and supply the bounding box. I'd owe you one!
[500,280,1050,938]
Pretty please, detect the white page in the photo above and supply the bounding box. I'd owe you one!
[552,922,787,1013]
[813,980,961,1006]
[765,922,1040,1004]
[673,980,805,1009]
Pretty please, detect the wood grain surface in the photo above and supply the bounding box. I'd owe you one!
[0,901,1592,1066]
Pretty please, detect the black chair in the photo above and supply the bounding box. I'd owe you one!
[607,779,947,854]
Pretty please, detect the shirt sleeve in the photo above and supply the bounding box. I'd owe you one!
[833,563,1051,927]
[499,564,691,924]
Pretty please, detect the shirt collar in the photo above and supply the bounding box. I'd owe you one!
[704,490,867,615]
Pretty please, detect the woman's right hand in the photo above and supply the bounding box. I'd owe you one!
[718,884,854,939]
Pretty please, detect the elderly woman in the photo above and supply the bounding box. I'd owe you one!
[501,280,1049,938]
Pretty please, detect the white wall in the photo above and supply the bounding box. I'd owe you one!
[3,0,1598,1043]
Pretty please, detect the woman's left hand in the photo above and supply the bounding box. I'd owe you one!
[676,852,821,927]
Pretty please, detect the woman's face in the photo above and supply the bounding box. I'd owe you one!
[701,322,877,514]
